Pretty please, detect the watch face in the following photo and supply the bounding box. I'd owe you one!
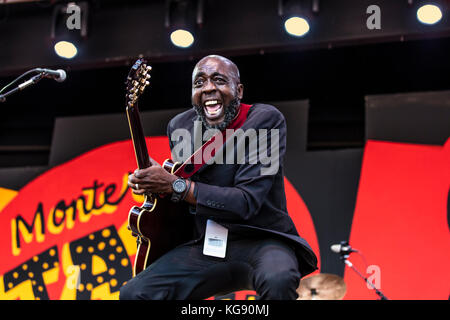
[173,179,186,193]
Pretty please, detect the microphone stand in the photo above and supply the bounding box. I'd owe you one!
[0,72,45,103]
[340,253,389,300]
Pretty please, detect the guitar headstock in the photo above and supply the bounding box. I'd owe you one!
[126,58,152,108]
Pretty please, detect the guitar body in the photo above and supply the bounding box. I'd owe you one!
[128,186,192,276]
[124,59,193,276]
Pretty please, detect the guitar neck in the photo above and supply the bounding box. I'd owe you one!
[126,103,151,169]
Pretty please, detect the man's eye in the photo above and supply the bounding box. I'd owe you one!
[214,78,226,84]
[194,79,204,86]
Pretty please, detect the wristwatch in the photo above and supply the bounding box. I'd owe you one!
[171,178,187,202]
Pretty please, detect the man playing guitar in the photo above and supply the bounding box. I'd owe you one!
[120,55,317,300]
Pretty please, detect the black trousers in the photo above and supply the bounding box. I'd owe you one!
[119,235,301,300]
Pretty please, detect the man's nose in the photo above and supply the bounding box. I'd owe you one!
[202,78,216,93]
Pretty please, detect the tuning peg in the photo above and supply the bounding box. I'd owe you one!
[147,66,152,71]
[146,74,151,79]
[145,81,150,86]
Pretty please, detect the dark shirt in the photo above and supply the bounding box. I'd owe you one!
[167,103,318,276]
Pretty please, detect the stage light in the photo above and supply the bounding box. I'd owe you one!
[170,29,195,48]
[416,4,443,24]
[54,41,78,59]
[51,2,90,58]
[278,0,318,38]
[165,0,204,49]
[284,16,310,37]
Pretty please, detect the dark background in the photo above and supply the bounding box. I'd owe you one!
[1,0,450,168]
[2,37,450,167]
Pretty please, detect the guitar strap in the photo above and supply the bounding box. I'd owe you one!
[174,103,252,178]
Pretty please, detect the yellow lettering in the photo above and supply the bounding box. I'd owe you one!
[0,187,18,211]
[77,195,91,223]
[91,282,119,300]
[118,221,137,257]
[10,175,130,253]
[47,206,65,235]
[0,275,35,300]
[60,243,77,300]
[11,206,45,256]
[65,204,76,230]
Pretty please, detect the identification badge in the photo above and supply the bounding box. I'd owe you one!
[203,219,228,258]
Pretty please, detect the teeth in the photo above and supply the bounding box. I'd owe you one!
[204,100,222,116]
[205,100,218,106]
[208,109,220,115]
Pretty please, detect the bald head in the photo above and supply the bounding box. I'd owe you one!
[192,55,240,84]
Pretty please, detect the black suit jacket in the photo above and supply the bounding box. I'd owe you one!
[167,103,318,277]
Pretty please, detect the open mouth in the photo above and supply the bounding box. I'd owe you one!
[203,100,223,116]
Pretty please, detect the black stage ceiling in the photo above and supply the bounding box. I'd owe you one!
[0,0,450,167]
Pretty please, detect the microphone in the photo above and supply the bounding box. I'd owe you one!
[330,241,358,254]
[35,68,67,82]
[0,67,67,103]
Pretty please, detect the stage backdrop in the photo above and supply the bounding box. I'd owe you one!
[0,137,320,300]
[1,92,449,300]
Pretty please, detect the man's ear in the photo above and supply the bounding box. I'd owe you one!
[237,83,244,100]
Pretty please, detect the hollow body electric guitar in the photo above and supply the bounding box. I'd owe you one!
[125,59,192,276]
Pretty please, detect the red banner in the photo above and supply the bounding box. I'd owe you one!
[344,139,450,300]
[0,137,319,300]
